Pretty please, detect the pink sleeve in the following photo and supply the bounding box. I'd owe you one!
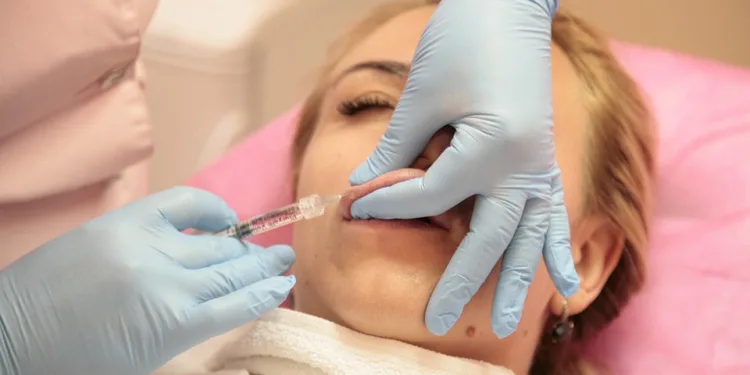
[0,0,157,140]
[0,0,159,267]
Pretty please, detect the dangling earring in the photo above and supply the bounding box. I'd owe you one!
[550,299,575,343]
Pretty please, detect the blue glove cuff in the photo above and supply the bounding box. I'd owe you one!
[0,310,20,375]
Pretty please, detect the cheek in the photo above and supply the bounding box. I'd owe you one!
[296,125,386,198]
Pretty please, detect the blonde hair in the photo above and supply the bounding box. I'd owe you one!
[291,1,655,374]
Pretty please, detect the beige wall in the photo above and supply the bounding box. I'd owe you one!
[566,0,750,67]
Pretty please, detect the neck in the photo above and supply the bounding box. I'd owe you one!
[293,298,544,375]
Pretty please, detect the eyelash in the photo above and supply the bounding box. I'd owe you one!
[337,95,394,116]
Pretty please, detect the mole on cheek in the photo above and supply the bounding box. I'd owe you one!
[465,326,476,338]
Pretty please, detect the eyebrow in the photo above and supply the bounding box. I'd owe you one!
[333,60,411,85]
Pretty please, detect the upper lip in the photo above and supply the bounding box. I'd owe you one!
[425,209,465,232]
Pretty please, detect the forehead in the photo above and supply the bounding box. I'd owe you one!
[330,5,580,99]
[331,6,437,77]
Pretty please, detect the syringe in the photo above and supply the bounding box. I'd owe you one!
[212,194,342,239]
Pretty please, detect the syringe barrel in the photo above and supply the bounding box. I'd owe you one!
[208,194,338,239]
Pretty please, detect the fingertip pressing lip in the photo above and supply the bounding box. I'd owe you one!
[338,192,356,220]
[339,168,425,220]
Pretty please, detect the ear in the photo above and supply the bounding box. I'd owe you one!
[549,215,624,316]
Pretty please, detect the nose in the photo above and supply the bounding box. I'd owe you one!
[410,126,455,171]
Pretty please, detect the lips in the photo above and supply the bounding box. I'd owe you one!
[339,169,464,232]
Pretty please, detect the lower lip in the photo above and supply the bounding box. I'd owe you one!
[344,218,444,231]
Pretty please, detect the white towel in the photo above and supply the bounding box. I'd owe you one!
[206,308,514,375]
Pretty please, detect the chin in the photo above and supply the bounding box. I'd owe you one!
[292,221,457,342]
[322,254,441,342]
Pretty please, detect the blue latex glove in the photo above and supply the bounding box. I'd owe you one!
[349,0,579,338]
[0,187,295,375]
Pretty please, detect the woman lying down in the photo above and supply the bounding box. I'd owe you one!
[156,1,655,374]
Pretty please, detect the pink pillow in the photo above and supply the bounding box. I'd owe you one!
[187,42,750,374]
[584,43,750,375]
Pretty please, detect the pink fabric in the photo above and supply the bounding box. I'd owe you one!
[0,0,157,268]
[583,43,750,375]
[187,42,750,375]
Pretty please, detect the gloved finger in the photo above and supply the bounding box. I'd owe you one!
[152,186,239,232]
[543,174,579,297]
[194,245,295,301]
[349,83,443,186]
[491,195,549,338]
[350,132,479,220]
[164,235,258,269]
[183,275,294,348]
[424,193,525,336]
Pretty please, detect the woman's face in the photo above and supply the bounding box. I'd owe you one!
[291,5,590,370]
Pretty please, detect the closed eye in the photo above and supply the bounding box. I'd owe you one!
[337,95,395,116]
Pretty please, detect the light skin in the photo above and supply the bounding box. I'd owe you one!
[290,5,624,374]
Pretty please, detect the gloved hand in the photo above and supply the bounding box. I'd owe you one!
[349,0,579,338]
[0,187,295,375]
